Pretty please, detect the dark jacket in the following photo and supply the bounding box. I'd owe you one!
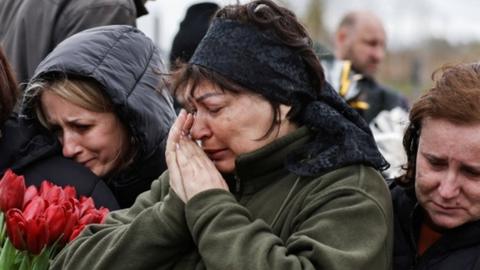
[357,76,409,123]
[0,0,147,85]
[23,25,176,208]
[391,183,480,270]
[321,56,409,124]
[0,115,120,210]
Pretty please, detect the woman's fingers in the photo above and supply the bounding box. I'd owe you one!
[167,109,187,152]
[166,109,188,201]
[182,112,194,136]
[176,136,228,201]
[168,144,187,202]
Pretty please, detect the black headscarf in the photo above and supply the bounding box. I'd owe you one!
[191,19,388,176]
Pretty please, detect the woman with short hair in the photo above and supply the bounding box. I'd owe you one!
[392,62,480,270]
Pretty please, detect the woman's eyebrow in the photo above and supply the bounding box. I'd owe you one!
[194,92,223,102]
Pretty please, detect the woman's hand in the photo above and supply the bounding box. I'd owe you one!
[166,110,228,203]
[166,109,191,201]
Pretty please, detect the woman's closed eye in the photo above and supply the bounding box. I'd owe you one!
[72,123,92,132]
[461,166,480,178]
[426,156,447,169]
[207,106,222,114]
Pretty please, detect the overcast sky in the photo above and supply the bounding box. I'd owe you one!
[138,0,480,55]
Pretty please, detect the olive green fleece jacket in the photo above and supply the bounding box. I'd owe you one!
[51,127,393,270]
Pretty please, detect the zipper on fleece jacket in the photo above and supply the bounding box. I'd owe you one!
[234,174,241,194]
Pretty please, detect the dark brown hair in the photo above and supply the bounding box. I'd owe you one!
[399,62,480,186]
[169,0,324,138]
[0,47,19,125]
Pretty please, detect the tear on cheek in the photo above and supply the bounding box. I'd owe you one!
[196,140,202,147]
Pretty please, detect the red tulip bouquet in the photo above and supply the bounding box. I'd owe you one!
[0,169,109,269]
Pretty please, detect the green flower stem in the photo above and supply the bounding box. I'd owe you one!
[0,238,19,269]
[18,252,31,270]
[0,212,5,246]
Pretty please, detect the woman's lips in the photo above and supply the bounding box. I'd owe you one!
[78,158,94,168]
[432,201,462,212]
[204,149,228,160]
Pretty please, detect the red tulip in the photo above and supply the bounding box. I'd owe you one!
[1,176,111,260]
[78,209,101,225]
[23,185,38,209]
[0,169,26,212]
[98,207,109,224]
[23,196,47,221]
[40,181,65,205]
[45,204,67,245]
[78,196,95,217]
[39,180,54,196]
[25,216,49,255]
[5,208,27,250]
[68,224,85,242]
[63,185,77,201]
[61,202,79,244]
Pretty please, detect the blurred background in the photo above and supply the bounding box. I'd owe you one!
[138,0,480,102]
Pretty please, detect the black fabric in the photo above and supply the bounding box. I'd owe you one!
[191,18,388,176]
[133,0,148,17]
[0,116,120,210]
[0,0,137,85]
[169,2,219,65]
[357,76,410,123]
[22,25,176,208]
[391,183,480,270]
[191,19,317,104]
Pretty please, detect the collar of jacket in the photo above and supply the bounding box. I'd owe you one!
[230,126,311,195]
[393,184,480,265]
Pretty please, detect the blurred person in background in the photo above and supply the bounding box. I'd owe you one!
[0,46,120,210]
[169,2,220,112]
[323,10,410,179]
[0,0,151,87]
[22,25,176,208]
[169,2,220,69]
[51,1,393,269]
[332,10,409,123]
[391,62,480,269]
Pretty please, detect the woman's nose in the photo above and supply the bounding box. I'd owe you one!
[437,170,460,200]
[190,113,212,141]
[61,131,82,158]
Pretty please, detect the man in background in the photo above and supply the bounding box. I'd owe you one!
[332,10,409,123]
[0,0,150,86]
[323,10,410,179]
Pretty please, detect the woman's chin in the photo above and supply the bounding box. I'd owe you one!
[213,159,235,174]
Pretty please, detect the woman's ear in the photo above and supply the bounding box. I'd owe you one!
[279,104,292,122]
[278,104,297,136]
